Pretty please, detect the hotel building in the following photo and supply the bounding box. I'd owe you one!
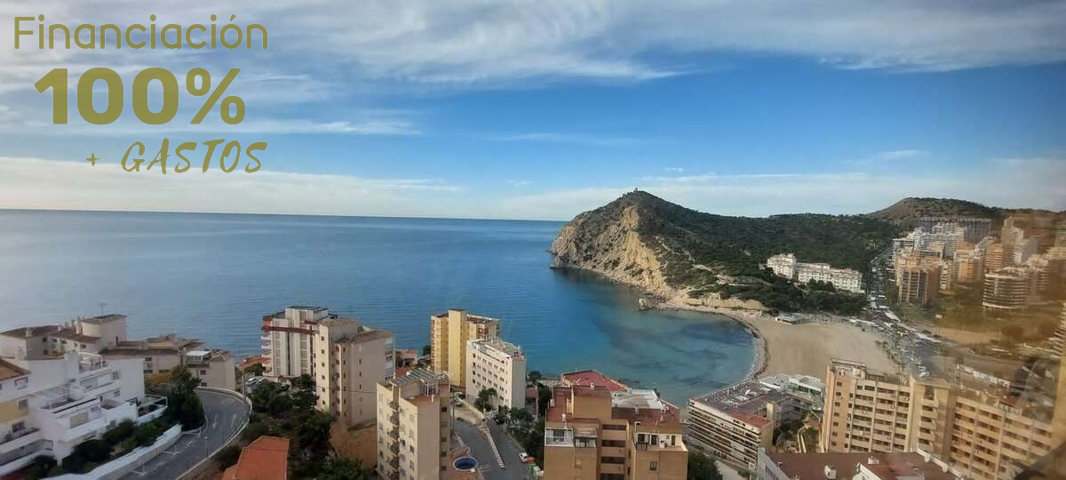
[465,338,526,411]
[765,254,863,293]
[376,369,452,480]
[821,359,1056,480]
[429,309,499,388]
[543,370,687,480]
[687,380,805,470]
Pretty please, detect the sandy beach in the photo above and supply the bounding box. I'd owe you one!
[659,301,898,381]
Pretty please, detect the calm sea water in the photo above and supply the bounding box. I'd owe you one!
[0,210,754,404]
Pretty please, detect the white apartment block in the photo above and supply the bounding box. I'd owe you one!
[766,254,863,293]
[376,369,452,480]
[466,338,526,411]
[0,351,164,476]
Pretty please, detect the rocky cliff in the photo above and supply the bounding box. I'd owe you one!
[549,191,899,313]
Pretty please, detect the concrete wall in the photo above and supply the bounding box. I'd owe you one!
[50,424,182,480]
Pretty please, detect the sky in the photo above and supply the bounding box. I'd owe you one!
[0,1,1064,220]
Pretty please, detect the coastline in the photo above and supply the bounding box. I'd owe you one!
[656,297,897,396]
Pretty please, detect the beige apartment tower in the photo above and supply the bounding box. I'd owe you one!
[543,371,687,480]
[822,359,1054,480]
[376,369,452,480]
[429,309,499,388]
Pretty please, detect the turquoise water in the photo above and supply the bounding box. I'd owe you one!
[0,210,754,404]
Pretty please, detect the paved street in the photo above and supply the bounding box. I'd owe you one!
[121,389,249,480]
[454,418,529,480]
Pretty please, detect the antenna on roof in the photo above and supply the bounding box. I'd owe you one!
[98,302,106,315]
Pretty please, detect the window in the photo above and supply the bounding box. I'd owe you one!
[112,371,120,380]
[18,399,28,410]
[650,461,658,471]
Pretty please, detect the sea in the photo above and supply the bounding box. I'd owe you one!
[0,210,755,404]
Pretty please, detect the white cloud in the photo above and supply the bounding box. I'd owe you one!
[664,167,684,173]
[877,150,930,160]
[0,157,463,217]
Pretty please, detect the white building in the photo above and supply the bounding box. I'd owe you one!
[0,352,163,476]
[466,338,526,411]
[766,254,863,293]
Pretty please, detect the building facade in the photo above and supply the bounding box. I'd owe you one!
[821,359,1055,480]
[429,309,499,388]
[465,338,526,411]
[543,370,687,480]
[0,351,164,476]
[100,334,236,390]
[982,267,1031,312]
[687,381,804,470]
[895,253,941,306]
[376,369,452,480]
[765,254,863,293]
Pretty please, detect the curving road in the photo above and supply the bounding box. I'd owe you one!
[121,389,249,480]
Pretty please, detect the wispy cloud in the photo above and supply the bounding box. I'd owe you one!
[664,167,684,173]
[0,157,462,217]
[844,149,932,166]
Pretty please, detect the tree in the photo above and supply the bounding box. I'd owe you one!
[688,451,723,480]
[319,458,373,480]
[527,370,543,385]
[474,387,498,412]
[103,419,136,446]
[510,407,533,425]
[164,366,205,430]
[537,384,551,417]
[422,344,432,356]
[267,394,293,416]
[246,363,266,377]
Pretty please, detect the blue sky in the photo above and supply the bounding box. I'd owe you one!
[1,1,1064,219]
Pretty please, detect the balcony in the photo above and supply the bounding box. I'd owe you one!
[0,429,41,453]
[388,428,399,440]
[545,429,574,447]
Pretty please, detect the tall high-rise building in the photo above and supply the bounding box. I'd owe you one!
[954,248,984,285]
[895,252,941,306]
[822,359,1055,480]
[376,369,452,480]
[429,309,499,388]
[543,370,687,479]
[262,306,395,426]
[465,338,526,411]
[983,241,1006,272]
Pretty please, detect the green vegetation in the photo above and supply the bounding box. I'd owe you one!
[687,450,724,480]
[867,197,1002,229]
[28,418,173,477]
[707,268,867,315]
[474,387,498,412]
[245,375,373,479]
[160,365,206,430]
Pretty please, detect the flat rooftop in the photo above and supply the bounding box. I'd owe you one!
[766,452,956,480]
[691,381,793,427]
[561,370,629,392]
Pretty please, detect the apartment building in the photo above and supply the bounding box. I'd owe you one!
[954,248,984,285]
[316,323,395,426]
[429,309,499,388]
[0,316,235,390]
[983,242,1006,273]
[765,254,863,293]
[0,351,163,476]
[100,334,236,390]
[543,370,687,480]
[1013,238,1039,265]
[982,267,1032,312]
[894,252,941,306]
[917,217,992,244]
[687,380,805,470]
[821,359,1056,480]
[263,306,396,426]
[376,369,452,480]
[465,338,526,411]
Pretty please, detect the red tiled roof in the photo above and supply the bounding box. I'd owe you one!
[222,436,289,480]
[561,370,629,392]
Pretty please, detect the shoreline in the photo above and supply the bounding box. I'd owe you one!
[655,298,898,398]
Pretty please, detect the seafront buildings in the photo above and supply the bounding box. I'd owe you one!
[765,254,863,293]
[687,380,807,470]
[376,369,452,480]
[821,359,1056,480]
[543,370,688,479]
[429,309,500,388]
[465,338,526,411]
[0,314,235,390]
[261,306,395,426]
[0,350,164,475]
